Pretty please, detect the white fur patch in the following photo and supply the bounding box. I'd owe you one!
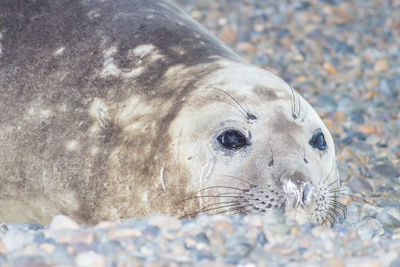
[65,139,80,152]
[53,47,65,56]
[100,44,163,79]
[87,9,101,19]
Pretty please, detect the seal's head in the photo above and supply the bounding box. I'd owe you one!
[170,60,344,226]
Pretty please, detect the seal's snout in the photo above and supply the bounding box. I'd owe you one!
[301,183,314,206]
[283,176,316,209]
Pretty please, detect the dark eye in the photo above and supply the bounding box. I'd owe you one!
[217,130,247,150]
[309,129,327,151]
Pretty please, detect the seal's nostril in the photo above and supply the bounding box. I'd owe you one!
[302,183,312,204]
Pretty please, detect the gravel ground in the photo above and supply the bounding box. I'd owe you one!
[1,0,400,266]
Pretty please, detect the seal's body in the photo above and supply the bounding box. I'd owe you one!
[0,0,344,225]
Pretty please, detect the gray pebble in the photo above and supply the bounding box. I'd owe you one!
[11,256,50,267]
[4,222,43,232]
[348,176,373,193]
[0,224,8,234]
[315,93,337,112]
[389,256,400,267]
[256,232,268,246]
[194,232,210,245]
[349,112,365,124]
[97,240,121,254]
[50,246,75,265]
[370,164,399,179]
[337,95,366,113]
[350,141,375,157]
[377,211,400,231]
[344,202,362,226]
[378,202,400,209]
[224,238,253,264]
[2,230,35,252]
[356,219,384,240]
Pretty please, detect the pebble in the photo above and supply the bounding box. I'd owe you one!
[347,176,374,193]
[2,230,35,252]
[346,257,382,267]
[49,214,79,231]
[377,211,400,231]
[370,164,399,179]
[75,251,106,267]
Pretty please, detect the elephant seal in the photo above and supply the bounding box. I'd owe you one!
[0,0,345,225]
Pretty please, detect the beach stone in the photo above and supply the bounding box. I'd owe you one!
[382,207,400,221]
[108,228,140,239]
[350,141,375,157]
[378,202,400,209]
[50,246,75,265]
[348,176,373,193]
[349,112,365,124]
[0,242,6,254]
[213,219,234,233]
[344,203,362,226]
[40,242,56,254]
[346,257,382,267]
[370,164,399,179]
[95,221,118,229]
[377,211,400,231]
[0,253,7,264]
[49,215,79,231]
[315,93,337,112]
[299,222,316,234]
[374,59,390,72]
[194,232,210,245]
[337,96,366,114]
[4,223,43,232]
[97,240,121,254]
[0,224,8,234]
[2,230,35,252]
[262,209,285,225]
[225,239,253,264]
[324,256,345,267]
[11,256,51,267]
[257,232,268,246]
[356,219,384,240]
[389,256,400,267]
[75,251,106,267]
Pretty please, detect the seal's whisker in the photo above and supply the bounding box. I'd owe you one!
[328,206,344,221]
[213,88,256,121]
[177,193,250,206]
[328,200,348,212]
[202,200,248,209]
[212,204,254,215]
[325,178,340,188]
[320,161,335,186]
[199,186,249,192]
[321,209,336,227]
[220,175,252,185]
[328,188,348,194]
[198,203,252,214]
[288,82,298,120]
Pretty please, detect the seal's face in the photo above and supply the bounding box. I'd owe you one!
[170,61,344,225]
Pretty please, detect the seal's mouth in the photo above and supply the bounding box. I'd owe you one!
[282,180,317,209]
